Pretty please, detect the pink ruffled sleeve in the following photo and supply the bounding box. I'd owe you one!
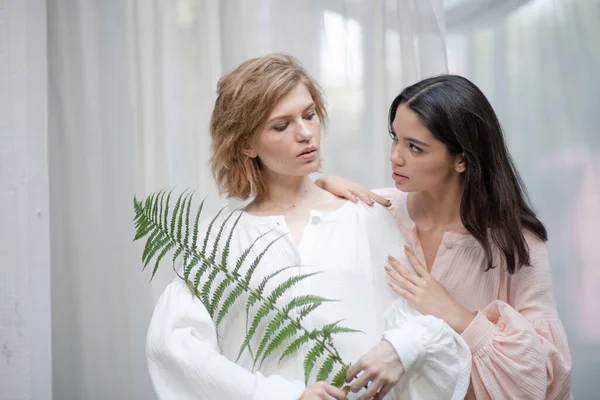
[460,236,572,400]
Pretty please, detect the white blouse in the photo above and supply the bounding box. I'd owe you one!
[146,201,471,399]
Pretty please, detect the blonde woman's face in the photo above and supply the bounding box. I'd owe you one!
[250,84,321,177]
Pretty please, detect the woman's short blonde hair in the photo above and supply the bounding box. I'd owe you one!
[210,53,327,200]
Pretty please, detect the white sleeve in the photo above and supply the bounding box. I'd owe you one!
[361,203,471,400]
[382,301,472,400]
[146,279,306,400]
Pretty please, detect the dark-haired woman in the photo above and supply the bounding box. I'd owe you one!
[317,75,572,399]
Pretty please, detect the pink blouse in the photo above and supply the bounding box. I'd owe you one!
[387,189,572,399]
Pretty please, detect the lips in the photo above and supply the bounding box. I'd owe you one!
[392,172,409,182]
[297,146,317,157]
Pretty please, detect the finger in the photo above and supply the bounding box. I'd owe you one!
[357,378,384,400]
[324,384,348,400]
[388,281,417,303]
[403,246,430,277]
[351,190,375,206]
[388,256,421,286]
[343,190,359,203]
[346,361,363,382]
[367,191,391,207]
[384,265,416,294]
[374,382,395,400]
[350,371,373,393]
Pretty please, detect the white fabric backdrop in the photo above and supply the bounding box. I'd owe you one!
[445,0,600,397]
[46,0,599,398]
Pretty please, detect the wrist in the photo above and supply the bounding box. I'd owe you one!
[447,306,475,334]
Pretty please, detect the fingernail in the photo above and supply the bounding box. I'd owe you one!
[384,265,391,272]
[404,245,410,252]
[388,255,394,261]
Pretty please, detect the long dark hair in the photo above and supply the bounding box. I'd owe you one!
[389,74,547,274]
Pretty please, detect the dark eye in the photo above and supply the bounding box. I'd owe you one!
[388,130,398,141]
[304,112,316,121]
[273,123,289,132]
[409,143,423,154]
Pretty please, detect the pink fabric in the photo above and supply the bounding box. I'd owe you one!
[387,189,572,400]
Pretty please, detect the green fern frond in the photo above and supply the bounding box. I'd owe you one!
[279,332,311,364]
[163,189,174,233]
[331,365,348,388]
[220,211,243,271]
[210,211,244,316]
[200,206,226,256]
[208,207,235,262]
[304,342,325,384]
[237,302,271,362]
[243,232,288,284]
[192,207,226,288]
[215,282,245,326]
[259,322,300,368]
[316,354,337,382]
[184,198,205,279]
[234,228,275,275]
[283,295,332,315]
[267,272,322,304]
[321,320,362,338]
[254,313,287,365]
[298,303,322,321]
[133,189,359,389]
[169,189,185,238]
[201,267,220,314]
[152,240,176,280]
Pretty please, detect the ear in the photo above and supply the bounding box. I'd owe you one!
[243,147,258,159]
[455,153,466,173]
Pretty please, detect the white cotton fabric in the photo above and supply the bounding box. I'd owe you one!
[146,201,471,399]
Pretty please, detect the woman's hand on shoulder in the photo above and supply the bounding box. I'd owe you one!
[315,175,391,207]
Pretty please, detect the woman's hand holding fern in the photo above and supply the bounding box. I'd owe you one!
[300,381,347,400]
[345,340,404,400]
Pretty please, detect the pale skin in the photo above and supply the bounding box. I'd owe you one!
[316,104,476,334]
[245,84,404,400]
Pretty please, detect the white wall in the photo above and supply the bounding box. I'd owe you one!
[0,0,52,398]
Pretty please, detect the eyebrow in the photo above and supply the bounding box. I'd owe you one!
[267,102,316,124]
[403,137,429,147]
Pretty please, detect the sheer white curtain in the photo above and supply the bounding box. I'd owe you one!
[47,1,447,398]
[445,0,600,397]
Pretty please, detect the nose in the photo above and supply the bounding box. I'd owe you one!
[296,121,313,143]
[390,144,405,167]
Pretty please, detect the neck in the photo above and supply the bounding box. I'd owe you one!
[411,177,464,230]
[253,173,322,211]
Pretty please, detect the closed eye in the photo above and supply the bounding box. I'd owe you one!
[273,123,289,132]
[304,112,316,121]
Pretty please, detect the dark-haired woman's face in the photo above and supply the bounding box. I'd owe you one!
[389,105,464,192]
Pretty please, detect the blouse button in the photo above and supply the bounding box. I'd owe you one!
[310,215,321,224]
[444,241,454,249]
